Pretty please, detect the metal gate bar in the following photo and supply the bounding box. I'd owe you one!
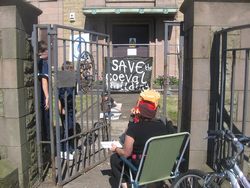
[164,21,184,132]
[32,24,111,186]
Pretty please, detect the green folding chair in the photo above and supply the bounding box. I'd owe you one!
[118,132,190,188]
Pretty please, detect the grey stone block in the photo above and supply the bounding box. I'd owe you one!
[241,28,250,49]
[0,59,24,89]
[193,26,211,59]
[6,117,27,147]
[234,60,245,90]
[192,90,209,121]
[0,117,27,147]
[3,89,19,118]
[2,28,17,59]
[189,150,207,171]
[0,145,7,160]
[17,29,28,60]
[0,89,3,116]
[0,159,19,188]
[0,30,2,59]
[194,2,250,26]
[0,124,7,149]
[4,88,27,118]
[0,6,17,29]
[190,120,208,150]
[0,118,7,146]
[7,144,30,175]
[2,29,29,61]
[192,59,210,90]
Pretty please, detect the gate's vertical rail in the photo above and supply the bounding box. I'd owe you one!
[163,21,184,132]
[219,32,227,131]
[33,24,111,186]
[32,24,57,185]
[229,50,236,131]
[242,50,249,135]
[51,24,63,184]
[32,24,42,181]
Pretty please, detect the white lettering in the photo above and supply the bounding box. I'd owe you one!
[119,60,127,73]
[128,60,135,73]
[113,74,118,81]
[112,59,119,71]
[135,61,145,74]
[119,74,125,82]
[145,63,152,71]
[132,75,139,84]
[125,74,132,82]
[141,72,147,84]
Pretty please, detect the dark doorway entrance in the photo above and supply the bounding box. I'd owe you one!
[112,24,149,57]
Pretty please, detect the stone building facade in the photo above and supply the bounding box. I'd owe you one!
[27,0,184,80]
[83,0,183,79]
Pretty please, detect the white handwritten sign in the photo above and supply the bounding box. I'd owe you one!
[105,57,153,92]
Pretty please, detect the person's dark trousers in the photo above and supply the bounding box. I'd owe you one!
[61,111,74,153]
[110,153,130,187]
[41,108,50,141]
[41,107,51,163]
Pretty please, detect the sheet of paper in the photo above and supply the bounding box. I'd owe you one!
[101,141,122,149]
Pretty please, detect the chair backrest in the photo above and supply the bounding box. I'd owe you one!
[135,132,190,186]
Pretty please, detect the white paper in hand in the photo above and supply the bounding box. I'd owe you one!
[101,141,122,149]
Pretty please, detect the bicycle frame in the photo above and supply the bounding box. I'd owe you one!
[204,161,250,188]
[233,163,250,188]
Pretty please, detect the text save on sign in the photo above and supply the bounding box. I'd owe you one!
[105,57,153,92]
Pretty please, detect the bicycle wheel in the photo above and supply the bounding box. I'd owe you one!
[171,169,218,188]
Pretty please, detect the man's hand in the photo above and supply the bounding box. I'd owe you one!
[110,143,118,153]
[45,97,49,110]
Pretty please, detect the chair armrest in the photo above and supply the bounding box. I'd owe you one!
[120,157,138,173]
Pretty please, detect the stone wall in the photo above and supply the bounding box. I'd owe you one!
[0,1,41,187]
[180,0,250,170]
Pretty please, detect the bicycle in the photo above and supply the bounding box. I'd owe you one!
[171,129,250,188]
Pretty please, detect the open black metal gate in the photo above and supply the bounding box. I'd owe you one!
[32,24,111,186]
[207,24,250,170]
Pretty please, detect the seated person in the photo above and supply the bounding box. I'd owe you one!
[110,89,172,188]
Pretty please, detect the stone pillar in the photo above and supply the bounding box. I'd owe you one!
[0,1,41,187]
[180,0,250,170]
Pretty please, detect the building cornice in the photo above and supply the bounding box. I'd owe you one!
[83,7,178,15]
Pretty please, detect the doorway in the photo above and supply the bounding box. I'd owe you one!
[112,24,149,57]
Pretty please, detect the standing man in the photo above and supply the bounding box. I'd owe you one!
[38,40,50,142]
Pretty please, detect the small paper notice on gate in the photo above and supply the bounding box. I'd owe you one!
[101,141,122,149]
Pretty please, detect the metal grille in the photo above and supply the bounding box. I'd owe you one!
[32,24,111,186]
